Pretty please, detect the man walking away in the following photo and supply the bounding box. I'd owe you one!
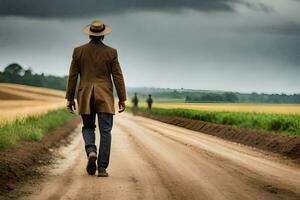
[131,92,139,115]
[146,94,153,110]
[65,19,126,177]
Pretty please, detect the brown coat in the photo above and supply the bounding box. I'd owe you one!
[65,40,126,114]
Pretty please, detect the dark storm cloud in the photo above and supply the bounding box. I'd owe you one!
[0,0,265,17]
[238,1,273,13]
[0,0,299,93]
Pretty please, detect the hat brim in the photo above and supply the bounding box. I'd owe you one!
[83,24,112,36]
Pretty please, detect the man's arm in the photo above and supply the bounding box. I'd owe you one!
[65,48,80,113]
[111,49,126,113]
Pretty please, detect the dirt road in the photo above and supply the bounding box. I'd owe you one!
[24,113,300,200]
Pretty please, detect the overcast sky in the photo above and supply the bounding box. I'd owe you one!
[0,0,299,93]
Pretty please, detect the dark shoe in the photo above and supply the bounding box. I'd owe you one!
[86,151,97,175]
[98,168,109,177]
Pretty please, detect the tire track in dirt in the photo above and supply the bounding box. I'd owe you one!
[140,123,300,199]
[117,117,253,199]
[116,123,188,200]
[108,122,172,200]
[137,117,300,189]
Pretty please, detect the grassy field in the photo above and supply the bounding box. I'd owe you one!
[134,107,300,136]
[0,83,66,123]
[131,101,300,114]
[0,83,74,150]
[0,108,75,150]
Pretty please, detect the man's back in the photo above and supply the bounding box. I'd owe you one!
[66,40,126,115]
[75,41,116,82]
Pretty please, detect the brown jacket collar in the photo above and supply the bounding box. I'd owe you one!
[89,39,104,45]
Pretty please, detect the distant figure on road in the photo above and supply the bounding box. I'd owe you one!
[131,92,139,115]
[146,94,153,110]
[66,19,126,177]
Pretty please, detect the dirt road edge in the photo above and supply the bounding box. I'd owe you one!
[0,117,81,196]
[137,113,300,162]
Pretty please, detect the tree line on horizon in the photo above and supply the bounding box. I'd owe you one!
[128,89,300,104]
[184,92,300,104]
[1,63,300,104]
[0,63,67,90]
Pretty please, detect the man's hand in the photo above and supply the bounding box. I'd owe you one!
[118,101,126,113]
[67,100,76,114]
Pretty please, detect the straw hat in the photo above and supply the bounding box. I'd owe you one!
[83,20,112,36]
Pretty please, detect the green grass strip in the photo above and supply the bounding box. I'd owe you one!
[134,107,300,136]
[0,109,75,150]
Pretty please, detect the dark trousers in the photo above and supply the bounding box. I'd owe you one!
[81,97,113,170]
